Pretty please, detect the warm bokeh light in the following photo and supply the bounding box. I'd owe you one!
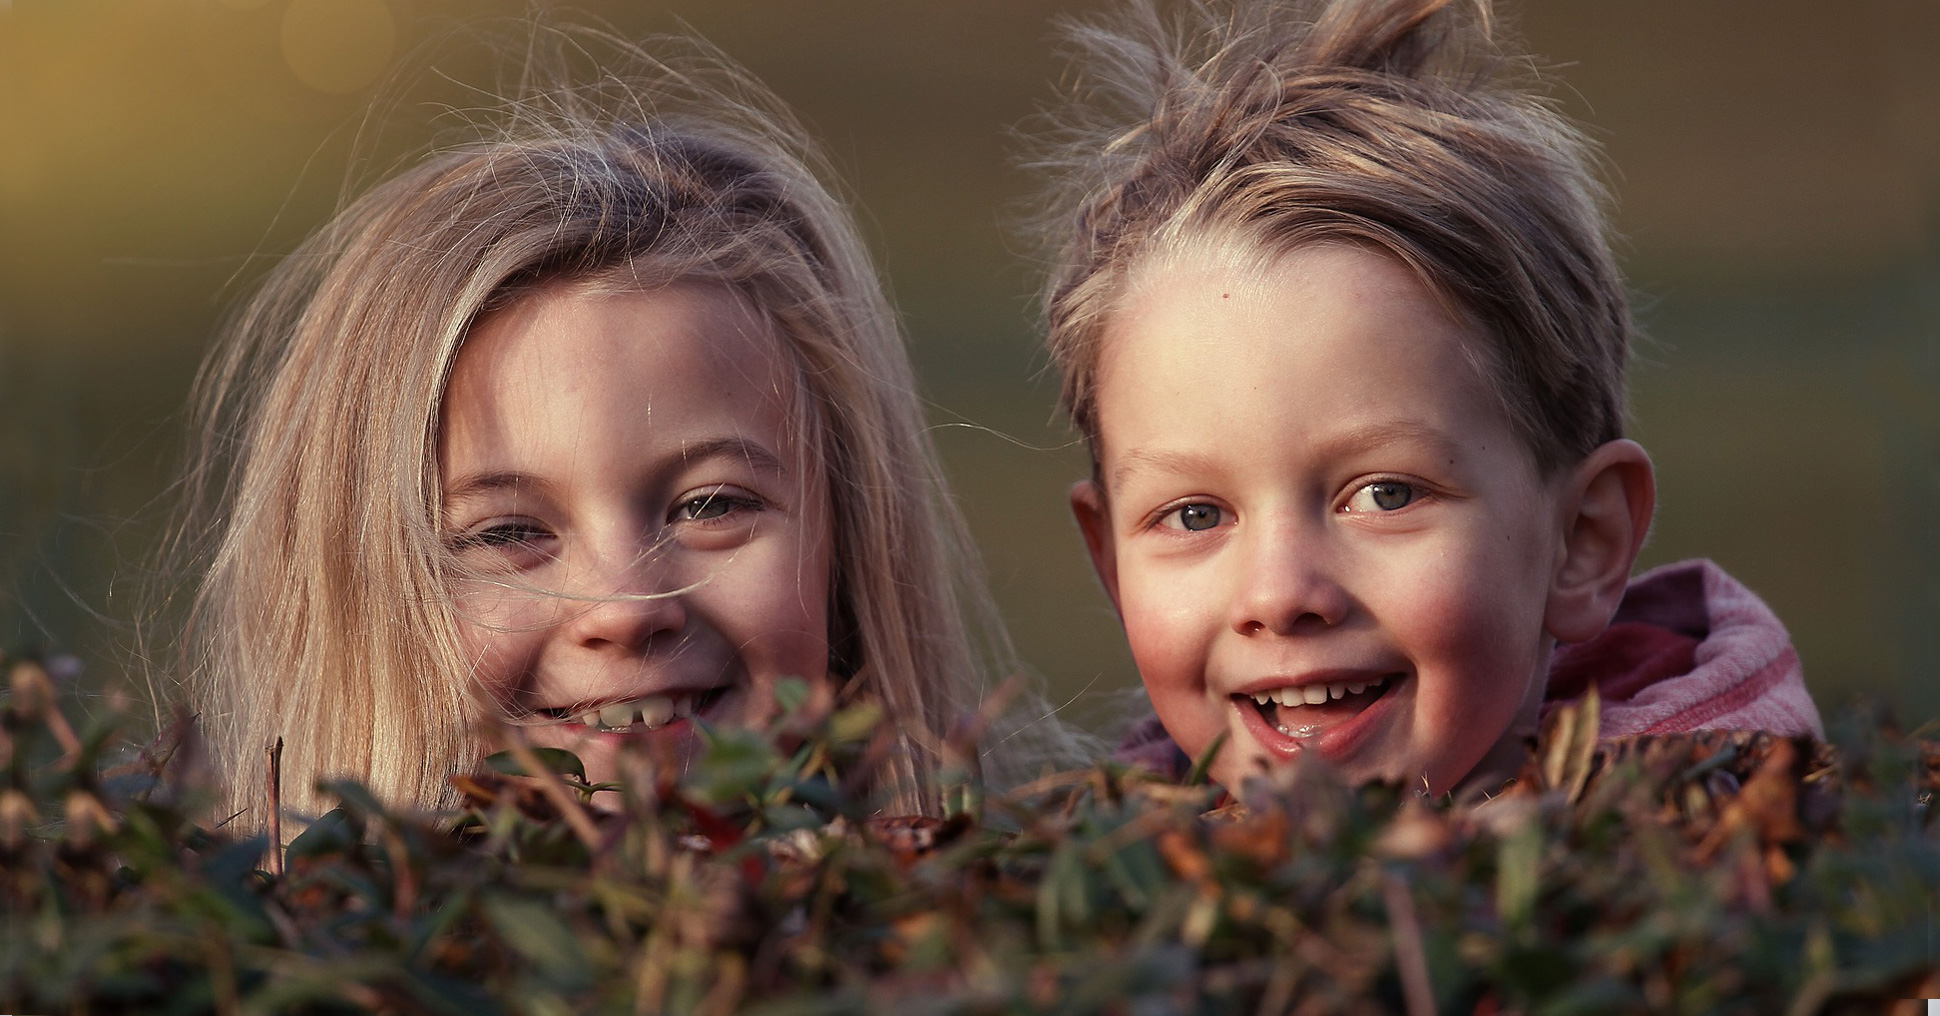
[280,0,395,95]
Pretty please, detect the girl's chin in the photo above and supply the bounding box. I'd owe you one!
[526,718,705,794]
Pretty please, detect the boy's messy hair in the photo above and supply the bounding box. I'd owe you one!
[169,25,1028,825]
[1036,0,1630,474]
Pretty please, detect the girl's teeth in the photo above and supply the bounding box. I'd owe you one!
[639,696,675,727]
[573,694,690,732]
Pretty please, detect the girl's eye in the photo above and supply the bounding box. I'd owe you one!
[1163,503,1224,532]
[1345,481,1417,513]
[674,490,760,523]
[454,519,551,551]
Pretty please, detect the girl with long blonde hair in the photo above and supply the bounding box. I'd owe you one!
[170,29,1035,827]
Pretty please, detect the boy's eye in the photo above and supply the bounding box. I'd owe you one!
[1345,481,1417,513]
[1164,503,1223,531]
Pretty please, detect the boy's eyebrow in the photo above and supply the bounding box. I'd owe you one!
[1112,421,1466,488]
[1112,448,1225,488]
[1301,420,1468,463]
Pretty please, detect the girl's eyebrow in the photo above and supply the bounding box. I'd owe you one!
[441,471,559,510]
[442,437,789,509]
[673,436,788,475]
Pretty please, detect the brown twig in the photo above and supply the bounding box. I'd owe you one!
[1382,871,1437,1016]
[266,737,284,877]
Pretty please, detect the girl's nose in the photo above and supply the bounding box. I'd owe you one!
[1228,519,1350,636]
[562,546,687,653]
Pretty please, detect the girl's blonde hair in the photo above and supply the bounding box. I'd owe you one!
[1037,0,1630,475]
[173,29,1016,823]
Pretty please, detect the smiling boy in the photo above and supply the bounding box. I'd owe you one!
[1038,0,1822,795]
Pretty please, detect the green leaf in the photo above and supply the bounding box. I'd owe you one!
[284,806,357,860]
[827,700,884,745]
[484,747,586,782]
[772,676,811,716]
[1186,731,1228,786]
[482,893,592,990]
[1496,812,1544,929]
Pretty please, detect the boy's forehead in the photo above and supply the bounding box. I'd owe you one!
[1124,233,1480,332]
[1120,229,1284,305]
[1091,242,1538,480]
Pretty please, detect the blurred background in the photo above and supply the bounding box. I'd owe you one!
[2,0,1936,731]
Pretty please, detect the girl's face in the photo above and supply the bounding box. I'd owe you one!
[438,280,832,790]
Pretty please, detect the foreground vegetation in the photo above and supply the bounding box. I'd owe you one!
[3,656,1937,1015]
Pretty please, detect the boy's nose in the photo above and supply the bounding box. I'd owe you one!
[562,544,688,654]
[1228,522,1349,636]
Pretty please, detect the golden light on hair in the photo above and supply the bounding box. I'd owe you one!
[280,0,394,95]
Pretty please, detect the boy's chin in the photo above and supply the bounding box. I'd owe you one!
[1211,731,1526,800]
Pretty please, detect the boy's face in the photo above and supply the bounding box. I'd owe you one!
[1073,243,1566,795]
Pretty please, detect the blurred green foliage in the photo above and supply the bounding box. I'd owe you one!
[4,654,1939,1014]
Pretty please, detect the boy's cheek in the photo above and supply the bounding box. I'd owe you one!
[1401,606,1550,789]
[1119,595,1227,762]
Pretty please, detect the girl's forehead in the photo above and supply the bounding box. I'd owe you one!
[439,280,813,472]
[456,281,789,394]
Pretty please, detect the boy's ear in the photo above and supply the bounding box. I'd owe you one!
[1069,479,1122,614]
[1545,439,1656,644]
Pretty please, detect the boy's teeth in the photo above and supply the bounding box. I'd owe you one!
[1255,675,1390,712]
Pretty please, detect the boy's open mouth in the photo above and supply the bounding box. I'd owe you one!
[1236,674,1399,737]
[536,687,728,734]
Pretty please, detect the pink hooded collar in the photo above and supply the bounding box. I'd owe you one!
[1544,558,1822,739]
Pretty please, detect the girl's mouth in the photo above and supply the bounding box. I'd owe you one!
[1236,673,1399,738]
[538,687,728,734]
